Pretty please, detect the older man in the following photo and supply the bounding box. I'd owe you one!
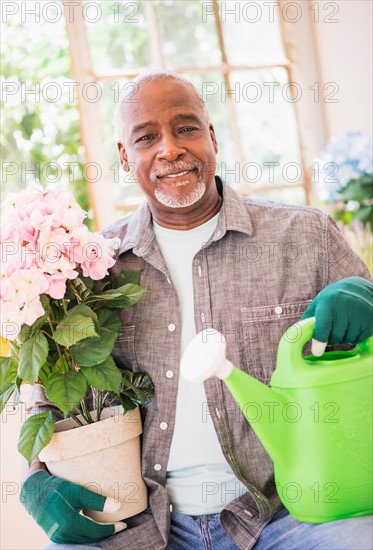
[21,71,372,550]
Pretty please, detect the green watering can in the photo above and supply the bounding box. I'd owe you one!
[180,317,373,523]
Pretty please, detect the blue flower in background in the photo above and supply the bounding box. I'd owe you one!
[315,132,373,202]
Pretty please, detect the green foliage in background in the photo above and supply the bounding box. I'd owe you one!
[1,8,92,227]
[333,173,373,229]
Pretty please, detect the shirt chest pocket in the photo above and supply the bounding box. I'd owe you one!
[240,300,312,383]
[112,325,140,372]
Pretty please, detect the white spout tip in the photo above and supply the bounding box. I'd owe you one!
[180,330,233,383]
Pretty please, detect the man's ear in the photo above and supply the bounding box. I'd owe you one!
[209,124,218,154]
[117,142,129,171]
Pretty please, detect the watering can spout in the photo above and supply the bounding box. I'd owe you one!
[180,330,287,465]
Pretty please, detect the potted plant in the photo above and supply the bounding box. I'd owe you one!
[0,184,153,522]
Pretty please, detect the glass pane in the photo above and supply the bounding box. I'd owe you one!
[84,1,151,74]
[155,0,222,67]
[1,3,90,219]
[231,67,303,189]
[99,79,145,213]
[220,1,286,65]
[198,72,242,189]
[186,73,235,168]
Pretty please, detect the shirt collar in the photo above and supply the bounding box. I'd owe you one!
[213,176,254,241]
[118,176,254,256]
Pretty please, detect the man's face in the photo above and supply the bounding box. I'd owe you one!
[117,79,219,222]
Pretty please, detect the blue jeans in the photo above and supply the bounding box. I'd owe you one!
[44,509,373,549]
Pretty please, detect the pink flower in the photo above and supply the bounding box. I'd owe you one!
[45,273,69,299]
[16,268,50,298]
[1,268,49,311]
[69,227,118,280]
[0,302,22,341]
[21,296,45,326]
[1,242,31,276]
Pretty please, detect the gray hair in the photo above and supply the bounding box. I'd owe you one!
[115,70,210,143]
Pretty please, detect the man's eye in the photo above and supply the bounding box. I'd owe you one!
[137,134,155,142]
[179,127,198,133]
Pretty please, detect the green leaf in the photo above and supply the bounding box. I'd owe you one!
[113,269,142,287]
[353,205,373,225]
[81,357,122,392]
[44,371,87,415]
[69,277,94,299]
[76,275,95,291]
[118,394,137,412]
[0,382,16,413]
[50,301,65,324]
[94,296,133,309]
[359,173,373,186]
[0,356,18,385]
[18,324,32,344]
[18,411,55,465]
[52,311,98,347]
[96,308,121,336]
[103,283,147,304]
[66,304,98,323]
[53,356,70,373]
[90,279,110,295]
[341,179,373,202]
[119,370,154,411]
[70,327,117,367]
[92,283,147,309]
[18,333,49,383]
[38,363,53,386]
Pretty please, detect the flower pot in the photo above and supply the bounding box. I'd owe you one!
[39,405,148,522]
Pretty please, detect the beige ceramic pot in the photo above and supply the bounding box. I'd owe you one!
[39,405,148,522]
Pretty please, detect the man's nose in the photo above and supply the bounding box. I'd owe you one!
[157,134,186,161]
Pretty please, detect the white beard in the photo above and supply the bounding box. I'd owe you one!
[154,179,206,208]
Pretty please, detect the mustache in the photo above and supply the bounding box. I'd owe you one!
[150,160,202,181]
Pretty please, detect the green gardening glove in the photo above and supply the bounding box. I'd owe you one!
[301,276,373,356]
[20,470,126,544]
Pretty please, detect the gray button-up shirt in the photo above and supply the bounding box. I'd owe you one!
[27,178,371,549]
[99,178,370,549]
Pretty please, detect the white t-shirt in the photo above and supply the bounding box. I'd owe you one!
[153,215,246,515]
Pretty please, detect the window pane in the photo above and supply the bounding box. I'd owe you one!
[186,73,235,166]
[98,79,145,212]
[84,1,151,74]
[220,1,286,65]
[232,67,302,189]
[1,5,90,218]
[155,0,222,67]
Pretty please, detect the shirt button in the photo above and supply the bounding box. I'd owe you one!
[166,370,174,378]
[168,323,176,332]
[275,306,283,315]
[160,422,168,430]
[154,464,162,471]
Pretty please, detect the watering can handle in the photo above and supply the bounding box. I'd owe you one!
[278,316,372,365]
